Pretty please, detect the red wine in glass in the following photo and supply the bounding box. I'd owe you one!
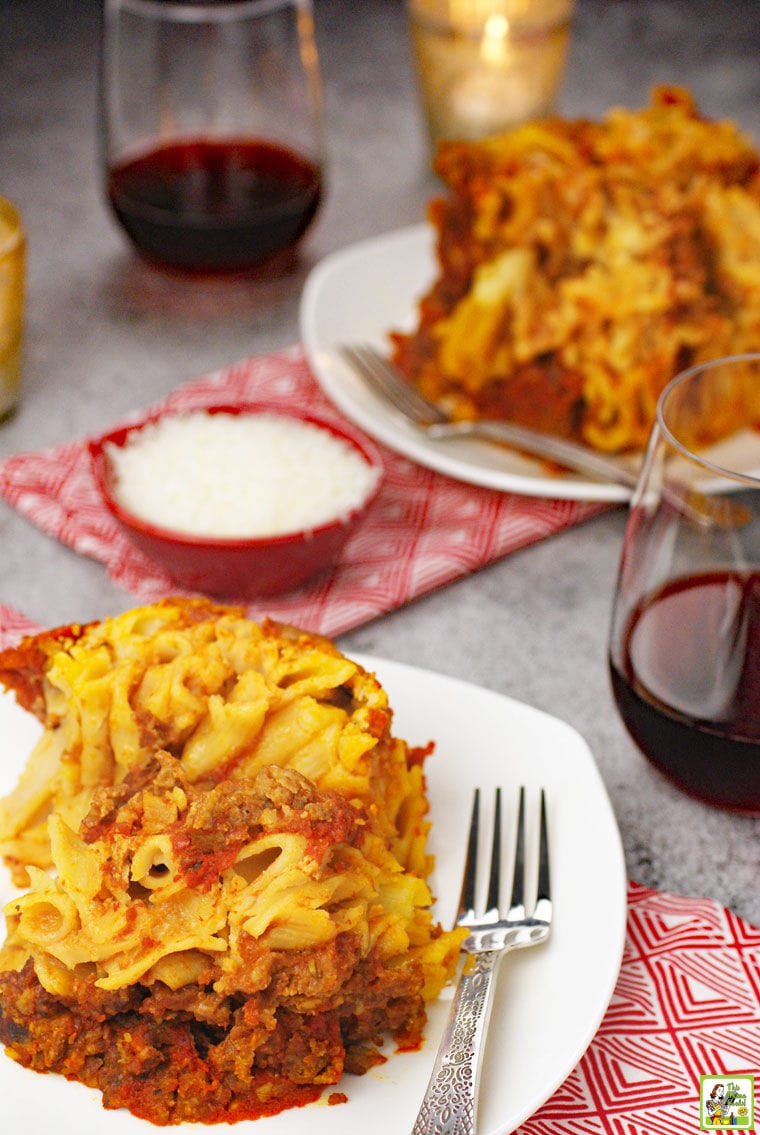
[609,567,760,812]
[107,137,322,274]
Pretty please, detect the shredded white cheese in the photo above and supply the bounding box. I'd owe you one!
[106,411,380,539]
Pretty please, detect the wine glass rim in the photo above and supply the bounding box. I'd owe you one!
[656,351,760,487]
[106,0,311,22]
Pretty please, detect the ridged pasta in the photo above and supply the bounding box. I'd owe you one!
[0,599,464,1125]
[391,86,760,454]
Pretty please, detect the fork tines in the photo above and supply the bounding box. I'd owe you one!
[411,784,551,1133]
[458,786,551,935]
[337,343,446,425]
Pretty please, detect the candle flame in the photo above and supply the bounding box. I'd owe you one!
[480,13,510,64]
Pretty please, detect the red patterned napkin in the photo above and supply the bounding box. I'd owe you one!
[0,605,38,648]
[520,880,760,1133]
[0,347,606,638]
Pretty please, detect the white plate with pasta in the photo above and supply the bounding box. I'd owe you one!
[0,654,627,1135]
[300,224,634,503]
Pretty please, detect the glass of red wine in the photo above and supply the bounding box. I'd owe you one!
[609,353,760,812]
[99,0,325,275]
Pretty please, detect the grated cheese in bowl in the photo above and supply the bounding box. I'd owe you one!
[104,409,382,539]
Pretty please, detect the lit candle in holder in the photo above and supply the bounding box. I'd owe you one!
[407,0,574,148]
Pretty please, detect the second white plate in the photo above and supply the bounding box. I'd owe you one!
[300,224,634,502]
[0,656,627,1135]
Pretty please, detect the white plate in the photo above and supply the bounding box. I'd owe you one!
[0,656,627,1135]
[300,224,633,502]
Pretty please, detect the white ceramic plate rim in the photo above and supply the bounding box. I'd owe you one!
[0,655,627,1135]
[300,224,635,502]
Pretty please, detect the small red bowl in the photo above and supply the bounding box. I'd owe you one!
[88,403,384,599]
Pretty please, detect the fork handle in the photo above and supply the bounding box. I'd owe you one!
[412,950,501,1135]
[427,419,640,490]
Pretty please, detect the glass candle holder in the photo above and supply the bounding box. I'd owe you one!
[406,0,574,148]
[99,0,326,275]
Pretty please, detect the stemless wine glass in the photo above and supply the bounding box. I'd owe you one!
[99,0,325,274]
[609,353,760,812]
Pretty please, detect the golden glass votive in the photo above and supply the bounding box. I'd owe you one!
[406,0,574,148]
[0,196,25,422]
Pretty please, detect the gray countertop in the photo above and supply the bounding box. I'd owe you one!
[1,0,759,926]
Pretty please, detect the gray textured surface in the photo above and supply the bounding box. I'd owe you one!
[1,0,760,925]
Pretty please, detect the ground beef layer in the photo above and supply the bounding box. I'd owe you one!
[0,952,425,1125]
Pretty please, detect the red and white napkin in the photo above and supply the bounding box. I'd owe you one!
[0,346,606,638]
[520,881,760,1133]
[0,605,38,648]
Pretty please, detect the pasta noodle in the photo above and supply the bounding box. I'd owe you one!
[0,599,465,1125]
[390,86,760,454]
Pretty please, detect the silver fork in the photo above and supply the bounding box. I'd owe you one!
[338,343,639,491]
[412,786,551,1135]
[338,344,747,528]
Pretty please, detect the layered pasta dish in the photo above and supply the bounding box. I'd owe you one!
[390,87,760,454]
[0,599,463,1125]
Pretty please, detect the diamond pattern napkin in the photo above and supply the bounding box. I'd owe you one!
[519,881,760,1134]
[0,346,606,638]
